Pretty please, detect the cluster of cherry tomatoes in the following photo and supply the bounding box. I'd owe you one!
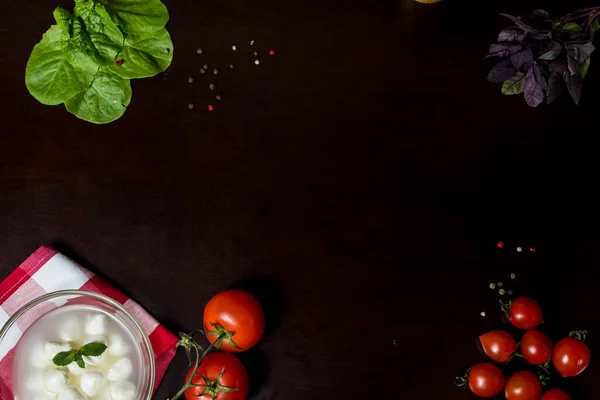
[170,289,266,400]
[457,297,590,400]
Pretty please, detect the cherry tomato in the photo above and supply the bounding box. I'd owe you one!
[467,363,505,398]
[540,389,571,400]
[479,330,516,363]
[184,352,249,400]
[521,330,552,365]
[552,334,590,377]
[505,371,542,400]
[204,289,265,352]
[504,297,544,330]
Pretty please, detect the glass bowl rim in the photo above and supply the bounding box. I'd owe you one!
[0,289,156,400]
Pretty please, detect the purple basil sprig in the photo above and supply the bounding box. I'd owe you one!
[487,8,599,106]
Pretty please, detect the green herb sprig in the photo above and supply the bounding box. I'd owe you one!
[52,342,107,369]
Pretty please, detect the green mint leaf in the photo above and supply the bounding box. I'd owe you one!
[75,354,86,369]
[80,342,108,357]
[52,350,78,366]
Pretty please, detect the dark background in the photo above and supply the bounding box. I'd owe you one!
[2,0,600,398]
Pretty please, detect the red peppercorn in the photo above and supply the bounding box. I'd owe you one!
[497,241,504,249]
[529,247,536,252]
[116,59,124,66]
[208,105,215,111]
[269,50,276,55]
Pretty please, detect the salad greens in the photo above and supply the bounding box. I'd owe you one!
[25,0,172,124]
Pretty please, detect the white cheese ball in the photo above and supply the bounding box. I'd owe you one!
[30,342,52,368]
[67,361,85,376]
[80,371,105,397]
[107,358,133,381]
[85,313,108,335]
[43,368,68,393]
[108,334,129,357]
[58,388,85,400]
[109,381,136,400]
[59,316,82,342]
[45,342,72,362]
[82,335,107,365]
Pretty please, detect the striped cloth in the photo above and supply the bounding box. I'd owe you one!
[0,246,178,399]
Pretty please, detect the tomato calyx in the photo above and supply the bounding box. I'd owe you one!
[454,368,471,389]
[205,322,243,351]
[568,330,587,342]
[500,299,512,319]
[190,366,239,400]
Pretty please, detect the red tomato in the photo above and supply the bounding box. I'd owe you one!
[479,330,517,363]
[467,363,505,398]
[540,389,571,400]
[521,330,552,365]
[504,297,544,330]
[204,290,265,352]
[505,371,542,400]
[552,335,590,377]
[184,352,249,400]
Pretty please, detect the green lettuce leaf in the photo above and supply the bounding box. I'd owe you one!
[72,0,124,65]
[96,0,169,35]
[65,68,132,124]
[25,25,98,105]
[107,28,173,79]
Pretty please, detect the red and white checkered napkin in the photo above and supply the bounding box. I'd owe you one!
[0,246,179,399]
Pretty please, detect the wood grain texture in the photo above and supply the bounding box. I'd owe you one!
[2,0,600,398]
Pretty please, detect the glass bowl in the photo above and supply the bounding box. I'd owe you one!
[0,290,155,400]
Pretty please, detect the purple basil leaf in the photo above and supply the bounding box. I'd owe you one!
[489,42,523,57]
[546,72,562,104]
[567,55,580,76]
[532,63,549,90]
[498,27,526,42]
[531,9,550,19]
[565,41,595,63]
[487,59,517,82]
[564,71,582,104]
[511,47,534,72]
[550,59,568,74]
[527,31,553,41]
[499,13,539,33]
[537,41,562,60]
[524,66,545,107]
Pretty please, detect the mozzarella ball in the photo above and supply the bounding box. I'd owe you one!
[67,361,85,376]
[59,316,82,342]
[44,342,72,362]
[80,371,105,397]
[107,358,133,381]
[43,368,68,393]
[109,381,136,400]
[58,388,85,400]
[85,313,108,335]
[108,334,129,357]
[30,342,51,368]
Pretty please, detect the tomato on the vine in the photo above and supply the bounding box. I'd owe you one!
[502,297,544,330]
[521,330,552,365]
[505,371,542,400]
[479,330,516,363]
[204,290,265,352]
[540,389,571,400]
[458,362,505,398]
[184,352,249,400]
[552,331,590,377]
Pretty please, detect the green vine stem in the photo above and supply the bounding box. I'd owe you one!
[169,332,216,400]
[569,330,588,342]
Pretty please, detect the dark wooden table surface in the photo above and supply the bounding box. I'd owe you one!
[3,0,600,398]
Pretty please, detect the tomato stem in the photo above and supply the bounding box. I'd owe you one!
[169,332,217,400]
[499,299,512,319]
